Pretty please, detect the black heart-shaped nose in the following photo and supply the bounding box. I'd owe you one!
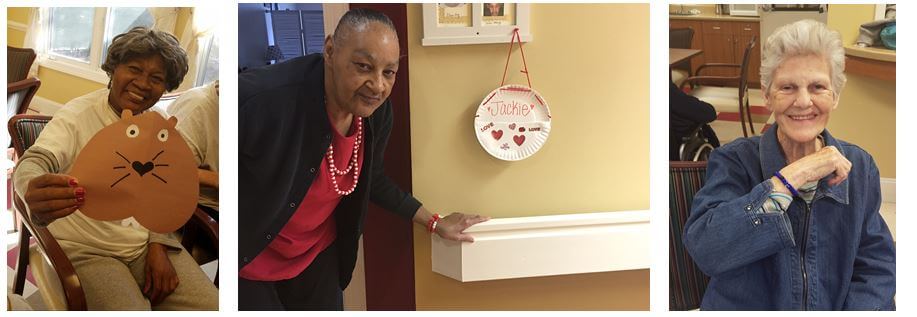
[132,161,155,176]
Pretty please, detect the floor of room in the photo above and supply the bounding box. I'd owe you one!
[707,88,774,144]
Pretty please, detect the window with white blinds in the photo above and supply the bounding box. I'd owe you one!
[269,8,324,61]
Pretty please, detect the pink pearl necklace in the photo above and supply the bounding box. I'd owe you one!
[326,117,363,196]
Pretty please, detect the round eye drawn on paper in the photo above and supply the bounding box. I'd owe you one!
[126,124,140,138]
[474,85,552,161]
[158,129,169,142]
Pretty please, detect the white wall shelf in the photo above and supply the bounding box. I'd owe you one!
[431,210,650,282]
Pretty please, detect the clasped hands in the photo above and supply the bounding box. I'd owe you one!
[772,145,851,194]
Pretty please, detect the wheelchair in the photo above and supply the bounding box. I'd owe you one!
[678,124,717,162]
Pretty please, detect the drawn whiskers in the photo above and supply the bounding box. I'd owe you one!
[110,150,170,187]
[111,152,131,187]
[150,150,169,184]
[110,172,131,188]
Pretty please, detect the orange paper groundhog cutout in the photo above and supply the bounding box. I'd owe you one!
[70,110,199,233]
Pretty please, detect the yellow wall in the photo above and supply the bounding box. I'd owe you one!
[8,29,27,50]
[7,8,195,106]
[408,4,649,310]
[7,7,30,23]
[826,4,896,178]
[7,8,29,47]
[828,4,876,47]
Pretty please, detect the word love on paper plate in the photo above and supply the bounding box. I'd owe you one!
[69,110,199,233]
[474,85,552,161]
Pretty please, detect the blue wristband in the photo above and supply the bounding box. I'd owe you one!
[773,171,800,197]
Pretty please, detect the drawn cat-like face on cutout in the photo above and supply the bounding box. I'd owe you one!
[70,110,199,233]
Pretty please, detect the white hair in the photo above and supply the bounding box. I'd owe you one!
[760,19,846,98]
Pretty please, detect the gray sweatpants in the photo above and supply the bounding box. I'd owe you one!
[66,244,218,310]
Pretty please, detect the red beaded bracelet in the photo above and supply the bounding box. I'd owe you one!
[427,214,442,233]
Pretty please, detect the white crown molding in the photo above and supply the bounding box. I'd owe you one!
[432,210,650,282]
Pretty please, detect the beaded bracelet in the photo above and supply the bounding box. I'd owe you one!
[773,171,800,197]
[427,214,442,233]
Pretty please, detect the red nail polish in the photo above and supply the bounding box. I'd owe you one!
[69,178,78,186]
[76,196,85,203]
[75,187,85,196]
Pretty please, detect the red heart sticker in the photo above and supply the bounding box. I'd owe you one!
[491,129,503,140]
[513,135,525,146]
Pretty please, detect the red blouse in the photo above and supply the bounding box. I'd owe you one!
[240,116,364,281]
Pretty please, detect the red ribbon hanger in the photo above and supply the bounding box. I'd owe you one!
[500,28,533,88]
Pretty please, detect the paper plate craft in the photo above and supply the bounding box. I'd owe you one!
[70,110,199,233]
[474,85,552,161]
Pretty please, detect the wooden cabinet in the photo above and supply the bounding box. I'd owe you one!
[671,18,761,87]
[700,21,735,78]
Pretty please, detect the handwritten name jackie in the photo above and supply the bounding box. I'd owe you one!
[489,100,534,117]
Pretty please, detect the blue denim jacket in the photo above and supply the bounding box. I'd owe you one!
[683,126,895,310]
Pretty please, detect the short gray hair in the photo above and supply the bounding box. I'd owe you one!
[332,8,397,44]
[760,19,846,98]
[101,27,188,91]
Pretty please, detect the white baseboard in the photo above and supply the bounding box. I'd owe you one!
[27,96,63,116]
[881,178,895,203]
[431,210,650,282]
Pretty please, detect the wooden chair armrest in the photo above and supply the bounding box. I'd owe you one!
[190,207,219,246]
[7,77,40,94]
[695,63,741,75]
[13,195,87,310]
[679,75,742,90]
[182,207,219,286]
[697,63,740,68]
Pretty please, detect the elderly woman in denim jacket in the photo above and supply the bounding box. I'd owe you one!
[683,19,895,310]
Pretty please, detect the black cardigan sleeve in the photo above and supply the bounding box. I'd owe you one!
[367,101,422,220]
[670,81,717,124]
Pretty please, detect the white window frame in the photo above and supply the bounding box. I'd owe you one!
[874,4,888,21]
[40,7,112,84]
[194,33,217,86]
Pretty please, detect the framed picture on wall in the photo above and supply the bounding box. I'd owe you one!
[436,3,472,27]
[422,3,531,46]
[482,3,514,26]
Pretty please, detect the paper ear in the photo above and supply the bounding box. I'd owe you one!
[168,116,178,128]
[121,109,133,119]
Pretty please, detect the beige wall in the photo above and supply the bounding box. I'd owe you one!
[7,8,28,47]
[408,4,649,310]
[827,4,876,47]
[7,8,196,106]
[826,4,896,178]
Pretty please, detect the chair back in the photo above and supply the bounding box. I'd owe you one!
[669,28,695,74]
[8,77,41,118]
[737,36,757,137]
[9,114,51,156]
[8,46,37,83]
[669,28,694,49]
[669,161,710,310]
